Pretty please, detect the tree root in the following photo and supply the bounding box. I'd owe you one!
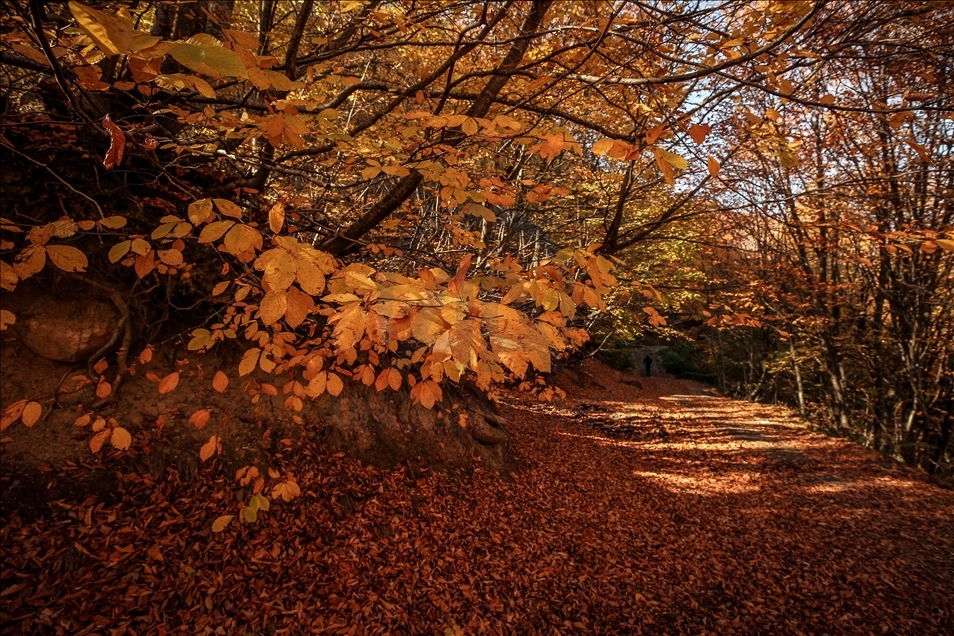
[61,274,133,408]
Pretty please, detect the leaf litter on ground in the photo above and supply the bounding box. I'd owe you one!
[1,359,952,635]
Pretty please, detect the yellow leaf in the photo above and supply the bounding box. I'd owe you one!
[198,220,235,243]
[21,401,42,427]
[253,494,270,511]
[306,371,327,397]
[158,372,179,394]
[468,204,496,222]
[99,215,127,229]
[213,198,244,219]
[239,348,260,376]
[53,219,78,238]
[259,290,287,325]
[222,224,263,260]
[657,148,687,170]
[45,245,88,272]
[188,199,214,225]
[108,240,131,263]
[199,435,220,461]
[69,1,134,56]
[591,138,614,156]
[936,239,954,251]
[212,515,233,532]
[201,45,247,78]
[305,371,328,398]
[284,286,314,328]
[411,308,446,344]
[260,249,297,291]
[13,245,46,280]
[268,202,285,234]
[278,480,301,501]
[110,426,132,450]
[295,259,325,296]
[157,248,183,266]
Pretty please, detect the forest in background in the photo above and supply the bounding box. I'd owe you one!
[0,0,951,480]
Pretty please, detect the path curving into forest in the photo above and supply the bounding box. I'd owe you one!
[2,361,953,635]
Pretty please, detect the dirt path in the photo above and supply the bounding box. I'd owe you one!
[2,362,953,635]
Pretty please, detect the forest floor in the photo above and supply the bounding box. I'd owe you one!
[2,358,953,635]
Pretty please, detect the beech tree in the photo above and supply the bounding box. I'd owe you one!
[1,0,951,497]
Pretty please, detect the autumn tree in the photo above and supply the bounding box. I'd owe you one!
[682,0,954,473]
[2,0,950,503]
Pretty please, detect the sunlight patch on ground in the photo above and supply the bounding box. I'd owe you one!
[631,470,762,496]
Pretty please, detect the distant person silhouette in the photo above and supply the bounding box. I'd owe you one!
[643,355,652,377]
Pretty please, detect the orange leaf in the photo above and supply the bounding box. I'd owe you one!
[375,368,390,392]
[591,137,614,156]
[268,202,285,234]
[212,371,229,393]
[89,429,110,453]
[326,372,343,397]
[707,156,721,178]
[199,435,220,461]
[189,409,211,429]
[139,346,154,364]
[238,348,260,376]
[74,413,92,427]
[134,251,155,278]
[688,124,711,144]
[388,368,402,391]
[110,426,132,450]
[211,281,230,296]
[448,254,472,298]
[46,245,89,273]
[1,400,27,432]
[259,290,287,325]
[645,124,665,144]
[158,372,179,394]
[101,114,125,169]
[21,401,42,427]
[96,377,112,398]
